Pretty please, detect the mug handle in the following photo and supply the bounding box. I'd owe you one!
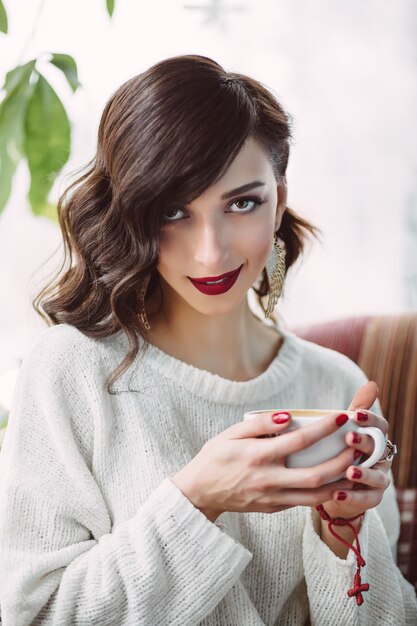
[356,426,387,468]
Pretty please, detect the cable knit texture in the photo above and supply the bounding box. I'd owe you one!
[0,322,416,625]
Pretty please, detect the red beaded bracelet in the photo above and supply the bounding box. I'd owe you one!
[315,504,369,606]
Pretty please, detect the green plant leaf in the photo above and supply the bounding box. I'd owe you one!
[1,59,36,101]
[106,0,115,17]
[24,73,71,217]
[40,201,59,223]
[0,0,8,34]
[50,53,81,92]
[0,61,36,213]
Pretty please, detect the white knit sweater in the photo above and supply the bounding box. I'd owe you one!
[0,322,416,626]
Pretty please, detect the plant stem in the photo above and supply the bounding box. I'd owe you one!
[16,0,47,66]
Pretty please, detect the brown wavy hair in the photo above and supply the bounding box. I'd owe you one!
[33,54,321,394]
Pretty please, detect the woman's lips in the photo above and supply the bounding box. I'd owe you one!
[188,264,243,296]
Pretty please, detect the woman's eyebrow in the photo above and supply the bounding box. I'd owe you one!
[220,181,266,199]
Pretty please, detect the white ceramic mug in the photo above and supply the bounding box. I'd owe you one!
[243,409,386,472]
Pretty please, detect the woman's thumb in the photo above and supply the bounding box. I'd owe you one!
[348,380,379,411]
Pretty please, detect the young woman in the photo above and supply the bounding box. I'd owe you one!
[0,54,415,625]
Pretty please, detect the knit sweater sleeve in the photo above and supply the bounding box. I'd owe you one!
[0,329,253,626]
[301,355,417,625]
[303,507,417,625]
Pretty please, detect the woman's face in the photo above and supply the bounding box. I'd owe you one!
[156,137,287,318]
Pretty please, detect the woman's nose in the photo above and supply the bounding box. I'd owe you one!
[193,223,228,269]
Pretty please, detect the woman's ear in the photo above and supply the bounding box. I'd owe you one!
[274,177,287,230]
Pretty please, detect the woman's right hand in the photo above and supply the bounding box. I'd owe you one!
[172,411,359,522]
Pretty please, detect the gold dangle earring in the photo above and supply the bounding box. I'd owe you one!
[138,274,151,331]
[261,236,286,319]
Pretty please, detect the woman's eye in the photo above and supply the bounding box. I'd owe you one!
[162,208,187,222]
[229,197,264,213]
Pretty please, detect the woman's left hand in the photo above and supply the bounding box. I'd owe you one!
[320,380,392,519]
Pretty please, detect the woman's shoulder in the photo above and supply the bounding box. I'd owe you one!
[281,326,379,410]
[20,323,126,377]
[281,325,368,384]
[23,323,99,359]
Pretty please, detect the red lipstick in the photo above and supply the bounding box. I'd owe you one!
[188,264,243,295]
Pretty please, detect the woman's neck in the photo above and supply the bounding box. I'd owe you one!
[144,297,282,381]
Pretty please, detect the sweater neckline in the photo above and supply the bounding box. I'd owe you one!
[135,324,303,405]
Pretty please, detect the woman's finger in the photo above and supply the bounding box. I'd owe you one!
[261,479,355,509]
[351,409,389,435]
[263,446,358,489]
[345,431,375,457]
[331,487,383,509]
[348,380,379,412]
[262,411,354,461]
[221,410,293,440]
[345,464,390,490]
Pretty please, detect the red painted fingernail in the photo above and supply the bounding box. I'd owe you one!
[272,411,290,424]
[354,450,362,460]
[337,491,347,500]
[352,468,362,479]
[357,411,368,421]
[336,413,349,427]
[352,432,361,444]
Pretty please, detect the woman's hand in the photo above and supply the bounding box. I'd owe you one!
[172,410,359,522]
[319,381,392,521]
